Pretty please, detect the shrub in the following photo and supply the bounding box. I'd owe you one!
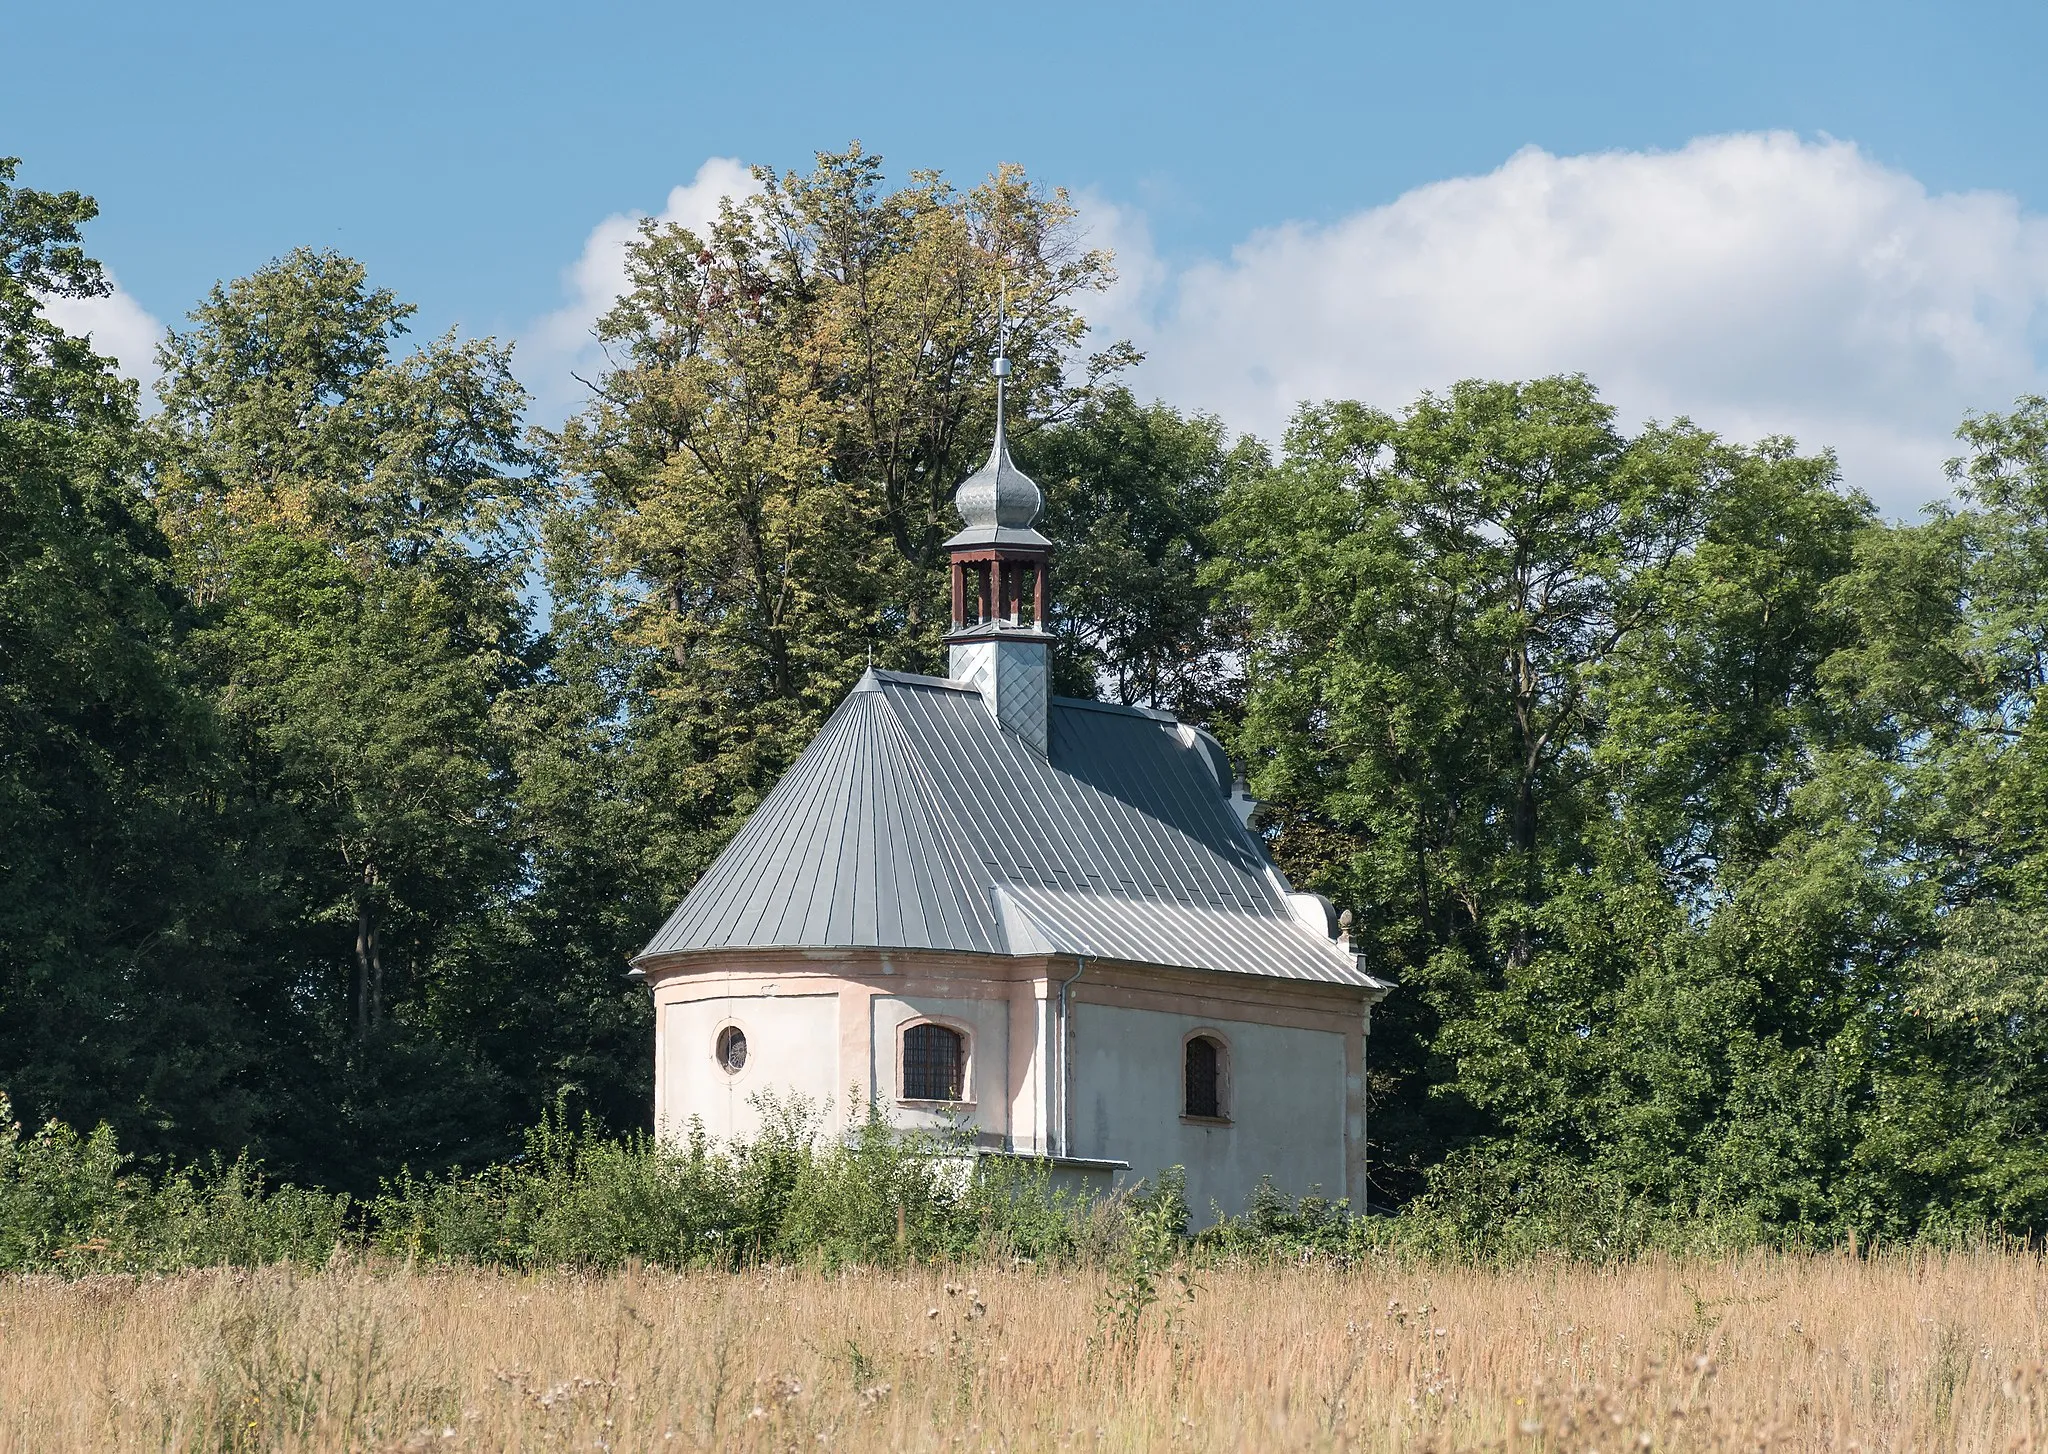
[0,1093,349,1272]
[9,1089,2008,1276]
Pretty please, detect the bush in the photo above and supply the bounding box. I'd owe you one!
[7,1089,2004,1276]
[362,1092,1097,1272]
[0,1093,350,1272]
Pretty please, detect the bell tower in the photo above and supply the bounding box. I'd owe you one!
[946,349,1053,753]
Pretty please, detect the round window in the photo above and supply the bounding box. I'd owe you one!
[716,1025,747,1073]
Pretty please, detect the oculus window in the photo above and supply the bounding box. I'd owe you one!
[716,1026,747,1074]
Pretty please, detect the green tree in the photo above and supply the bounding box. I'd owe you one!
[1799,395,2048,1232]
[1215,378,1876,1222]
[148,250,563,1181]
[1025,385,1259,719]
[0,159,297,1160]
[553,145,1125,887]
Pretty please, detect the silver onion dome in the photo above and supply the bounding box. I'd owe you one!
[945,354,1053,549]
[953,428,1043,531]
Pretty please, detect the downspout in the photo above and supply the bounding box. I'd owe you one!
[1056,956,1086,1158]
[1362,1000,1372,1214]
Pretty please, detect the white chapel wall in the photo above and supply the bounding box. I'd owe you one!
[1073,1004,1348,1225]
[659,991,841,1144]
[870,993,1010,1143]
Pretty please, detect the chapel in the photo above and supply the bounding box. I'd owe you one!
[632,358,1392,1219]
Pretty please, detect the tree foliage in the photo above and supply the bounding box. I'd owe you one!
[1214,375,2048,1236]
[550,146,1150,883]
[0,157,296,1161]
[5,148,2048,1242]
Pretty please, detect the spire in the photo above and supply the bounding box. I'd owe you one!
[943,291,1055,753]
[946,295,1048,548]
[994,273,1009,447]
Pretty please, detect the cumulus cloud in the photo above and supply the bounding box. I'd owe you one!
[39,274,166,402]
[1092,133,2048,516]
[522,157,758,420]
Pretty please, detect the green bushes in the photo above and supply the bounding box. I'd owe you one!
[297,1092,1101,1272]
[0,1095,352,1272]
[0,1090,1155,1275]
[4,1091,2004,1276]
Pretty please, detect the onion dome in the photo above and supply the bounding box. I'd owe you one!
[944,361,1053,549]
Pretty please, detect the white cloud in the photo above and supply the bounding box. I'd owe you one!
[39,273,165,403]
[521,157,758,420]
[1092,133,2048,517]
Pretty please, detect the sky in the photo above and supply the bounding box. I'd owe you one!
[9,0,2048,515]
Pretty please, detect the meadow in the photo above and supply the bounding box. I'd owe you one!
[2,1251,2042,1452]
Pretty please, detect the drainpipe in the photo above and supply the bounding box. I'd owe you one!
[1055,956,1086,1158]
[1362,1001,1372,1214]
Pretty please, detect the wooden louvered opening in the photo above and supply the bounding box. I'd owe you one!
[1183,1034,1226,1121]
[901,1022,965,1102]
[949,550,1048,631]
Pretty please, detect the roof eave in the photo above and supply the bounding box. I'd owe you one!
[943,525,1055,550]
[631,940,1391,996]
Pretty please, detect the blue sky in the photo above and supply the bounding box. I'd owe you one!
[10,0,2048,512]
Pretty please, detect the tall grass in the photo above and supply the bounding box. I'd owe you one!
[3,1254,2042,1450]
[9,1092,2044,1448]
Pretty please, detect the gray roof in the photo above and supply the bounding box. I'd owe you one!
[638,670,1384,989]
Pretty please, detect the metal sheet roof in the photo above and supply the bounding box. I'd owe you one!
[638,668,1384,989]
[991,885,1375,986]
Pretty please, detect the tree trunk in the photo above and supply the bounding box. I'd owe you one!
[354,885,382,1041]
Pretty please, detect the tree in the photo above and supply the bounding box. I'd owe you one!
[1215,377,1876,1221]
[553,145,1125,887]
[1025,385,1258,719]
[1217,379,1693,964]
[148,250,557,1181]
[0,159,298,1161]
[1799,395,2048,1232]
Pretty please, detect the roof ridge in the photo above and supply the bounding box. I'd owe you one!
[871,668,980,693]
[1049,694,1180,723]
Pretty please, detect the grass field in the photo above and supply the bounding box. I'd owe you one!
[1,1252,2041,1451]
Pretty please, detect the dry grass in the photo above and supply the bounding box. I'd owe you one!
[1,1252,2042,1451]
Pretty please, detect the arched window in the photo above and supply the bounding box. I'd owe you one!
[902,1023,965,1101]
[715,1025,747,1073]
[1184,1035,1224,1119]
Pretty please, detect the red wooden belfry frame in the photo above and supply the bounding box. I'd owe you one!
[950,547,1050,631]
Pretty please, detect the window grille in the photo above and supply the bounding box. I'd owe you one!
[1185,1036,1222,1118]
[902,1023,964,1101]
[716,1025,747,1073]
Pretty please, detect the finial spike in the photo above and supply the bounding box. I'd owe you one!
[993,272,1010,447]
[945,256,1044,539]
